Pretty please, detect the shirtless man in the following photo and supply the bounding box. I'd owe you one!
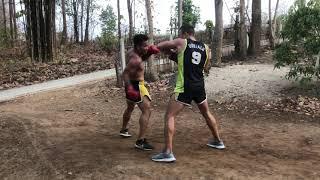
[151,25,225,162]
[120,34,160,150]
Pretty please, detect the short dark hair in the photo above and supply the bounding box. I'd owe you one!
[133,34,149,47]
[179,25,195,35]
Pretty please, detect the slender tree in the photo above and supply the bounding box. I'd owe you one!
[84,0,90,44]
[145,0,158,81]
[115,0,123,87]
[73,0,79,43]
[1,0,7,40]
[45,0,53,61]
[248,0,261,55]
[239,0,247,58]
[178,0,182,27]
[39,0,46,61]
[8,0,13,44]
[127,0,133,45]
[13,0,16,39]
[52,0,56,57]
[61,0,67,45]
[80,0,84,42]
[269,0,280,49]
[30,0,39,60]
[24,0,32,57]
[212,0,223,66]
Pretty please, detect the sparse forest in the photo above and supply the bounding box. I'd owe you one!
[0,0,319,179]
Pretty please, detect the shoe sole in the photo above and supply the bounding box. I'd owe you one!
[207,144,226,150]
[135,144,153,151]
[119,133,132,138]
[151,158,176,163]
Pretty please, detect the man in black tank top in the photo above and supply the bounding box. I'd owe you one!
[151,25,225,163]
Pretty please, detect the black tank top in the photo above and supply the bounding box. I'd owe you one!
[175,38,209,93]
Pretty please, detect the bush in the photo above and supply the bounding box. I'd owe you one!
[274,0,320,82]
[98,33,117,53]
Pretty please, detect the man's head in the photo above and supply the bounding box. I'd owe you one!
[133,34,149,56]
[179,25,195,39]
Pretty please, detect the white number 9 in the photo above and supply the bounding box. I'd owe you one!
[192,52,202,65]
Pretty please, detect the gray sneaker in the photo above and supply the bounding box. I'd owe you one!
[207,140,225,150]
[151,152,176,163]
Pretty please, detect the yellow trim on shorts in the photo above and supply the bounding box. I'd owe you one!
[139,81,151,102]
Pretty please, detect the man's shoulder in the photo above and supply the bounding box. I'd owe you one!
[127,50,140,59]
[174,38,186,43]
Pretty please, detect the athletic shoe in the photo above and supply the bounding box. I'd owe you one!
[119,129,132,138]
[151,152,176,162]
[135,138,154,151]
[207,140,226,149]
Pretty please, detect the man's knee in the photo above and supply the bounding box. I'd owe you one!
[165,111,176,122]
[126,104,135,112]
[141,101,151,114]
[201,109,211,119]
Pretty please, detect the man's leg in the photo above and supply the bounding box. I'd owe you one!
[120,101,135,137]
[164,95,185,153]
[151,95,184,162]
[197,100,225,149]
[136,96,151,140]
[135,96,153,150]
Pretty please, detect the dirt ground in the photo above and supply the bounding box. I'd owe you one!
[0,73,320,179]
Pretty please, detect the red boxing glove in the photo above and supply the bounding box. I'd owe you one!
[147,45,160,55]
[127,85,139,100]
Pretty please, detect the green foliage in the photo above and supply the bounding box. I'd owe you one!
[204,20,214,32]
[176,0,201,27]
[99,5,117,51]
[274,0,320,81]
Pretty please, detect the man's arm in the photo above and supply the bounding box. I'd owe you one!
[142,45,161,60]
[122,67,130,85]
[157,38,185,53]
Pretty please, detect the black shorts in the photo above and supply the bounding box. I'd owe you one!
[175,86,207,106]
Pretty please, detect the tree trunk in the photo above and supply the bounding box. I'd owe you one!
[61,0,67,45]
[212,0,223,66]
[24,0,32,58]
[38,0,46,61]
[239,0,247,58]
[234,15,240,55]
[116,0,123,87]
[80,0,84,42]
[52,0,56,58]
[127,0,133,46]
[29,0,38,61]
[84,0,90,44]
[145,0,158,81]
[44,0,53,62]
[269,0,279,49]
[1,0,7,40]
[24,0,54,62]
[9,0,13,45]
[269,0,274,49]
[73,0,79,43]
[178,0,182,27]
[13,0,17,39]
[248,0,261,55]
